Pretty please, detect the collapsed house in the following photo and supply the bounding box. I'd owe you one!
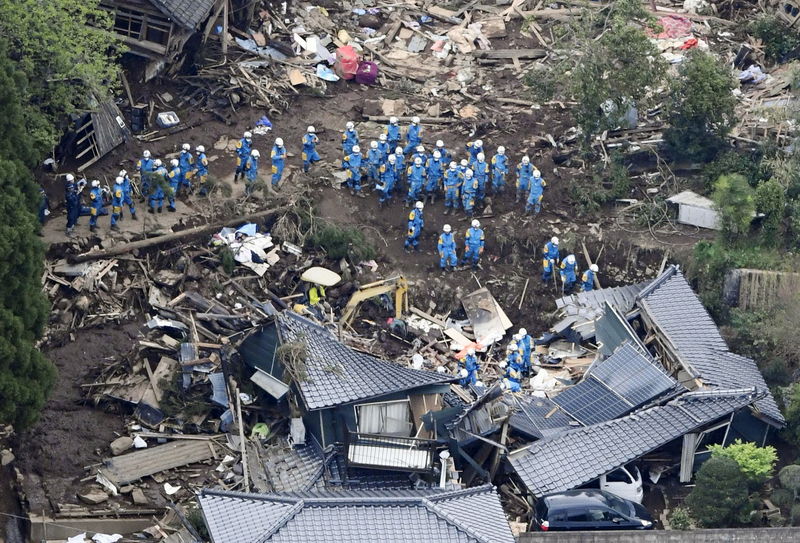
[505,265,784,507]
[66,99,131,171]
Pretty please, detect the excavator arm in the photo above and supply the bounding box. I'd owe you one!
[341,276,408,326]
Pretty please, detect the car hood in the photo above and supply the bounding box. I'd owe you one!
[631,501,653,522]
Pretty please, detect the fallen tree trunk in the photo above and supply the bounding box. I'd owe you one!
[70,204,293,263]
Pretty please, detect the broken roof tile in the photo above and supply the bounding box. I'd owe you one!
[151,0,216,30]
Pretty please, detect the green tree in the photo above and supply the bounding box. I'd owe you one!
[708,439,777,483]
[782,382,800,447]
[665,50,737,162]
[712,174,755,243]
[755,178,786,244]
[686,456,751,527]
[779,465,800,501]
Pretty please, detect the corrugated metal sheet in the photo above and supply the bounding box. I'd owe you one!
[98,440,216,487]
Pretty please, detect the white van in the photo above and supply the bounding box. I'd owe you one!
[599,464,644,504]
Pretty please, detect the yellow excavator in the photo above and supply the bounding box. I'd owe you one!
[341,276,409,326]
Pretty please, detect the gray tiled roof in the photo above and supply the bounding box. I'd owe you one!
[276,312,454,410]
[506,394,577,440]
[509,389,764,497]
[199,485,515,543]
[636,267,784,426]
[556,283,648,317]
[151,0,216,29]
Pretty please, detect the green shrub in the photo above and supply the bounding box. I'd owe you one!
[712,174,756,243]
[771,488,795,509]
[686,456,751,527]
[755,178,786,244]
[219,247,235,275]
[703,150,766,189]
[779,464,800,500]
[748,15,800,63]
[791,504,800,526]
[781,384,800,448]
[708,439,777,483]
[669,506,693,530]
[308,222,376,261]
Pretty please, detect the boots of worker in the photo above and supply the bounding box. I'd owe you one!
[430,194,436,205]
[131,212,138,221]
[110,223,120,232]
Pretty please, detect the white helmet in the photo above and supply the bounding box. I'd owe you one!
[459,368,468,378]
[275,137,284,147]
[566,254,576,264]
[119,170,127,177]
[471,219,480,228]
[154,159,162,167]
[460,159,468,167]
[433,151,441,159]
[475,139,483,147]
[533,169,541,177]
[390,116,398,124]
[414,157,422,165]
[395,147,404,154]
[501,378,511,389]
[370,141,378,149]
[379,133,387,142]
[170,159,179,167]
[307,125,315,133]
[415,201,424,210]
[244,131,252,139]
[513,333,521,341]
[436,366,446,373]
[182,143,190,151]
[443,224,452,233]
[346,121,355,130]
[477,152,485,161]
[522,156,530,164]
[551,236,559,245]
[497,146,505,154]
[464,169,473,178]
[91,180,100,188]
[196,145,205,153]
[467,347,475,355]
[519,328,527,336]
[388,154,396,163]
[475,380,484,388]
[436,140,444,148]
[115,176,124,185]
[66,173,75,182]
[590,264,599,272]
[449,161,457,169]
[143,150,151,158]
[499,361,508,369]
[509,341,518,350]
[251,149,260,157]
[412,116,420,124]
[416,145,424,153]
[352,145,360,153]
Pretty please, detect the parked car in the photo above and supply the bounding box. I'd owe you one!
[533,489,654,531]
[579,463,644,504]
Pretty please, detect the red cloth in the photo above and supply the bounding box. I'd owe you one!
[680,38,698,50]
[335,46,359,80]
[646,15,693,39]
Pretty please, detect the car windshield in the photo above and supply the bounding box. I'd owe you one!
[604,492,633,516]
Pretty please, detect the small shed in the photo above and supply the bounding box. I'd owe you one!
[666,190,720,230]
[71,100,132,171]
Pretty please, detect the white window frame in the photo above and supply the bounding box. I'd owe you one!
[355,398,413,436]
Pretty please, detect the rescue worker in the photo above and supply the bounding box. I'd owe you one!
[466,139,484,165]
[516,156,533,203]
[194,145,209,195]
[460,169,478,217]
[110,176,124,232]
[385,116,401,150]
[137,150,155,199]
[377,133,391,160]
[472,153,490,203]
[37,186,49,226]
[560,254,578,293]
[179,143,194,191]
[516,328,532,376]
[271,137,286,187]
[542,236,560,282]
[458,158,469,177]
[342,144,364,196]
[443,161,461,215]
[462,219,484,270]
[244,149,260,195]
[491,146,508,194]
[460,348,479,386]
[581,264,599,292]
[501,342,523,392]
[149,160,167,213]
[307,282,326,320]
[167,158,182,211]
[234,131,253,182]
[118,169,137,220]
[342,121,359,156]
[525,169,546,214]
[64,174,80,235]
[404,116,422,154]
[393,147,405,191]
[404,201,424,252]
[406,156,426,206]
[435,140,450,162]
[376,154,397,206]
[424,150,444,204]
[412,145,427,166]
[367,141,382,183]
[302,126,321,173]
[438,224,457,271]
[88,179,105,232]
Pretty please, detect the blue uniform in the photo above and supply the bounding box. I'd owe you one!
[560,258,578,292]
[491,153,508,191]
[302,133,321,172]
[461,176,478,215]
[236,137,252,177]
[406,164,426,203]
[111,183,124,227]
[393,152,405,190]
[271,145,286,186]
[517,162,533,198]
[377,163,396,203]
[526,174,546,214]
[367,148,383,182]
[435,145,451,162]
[472,159,489,202]
[466,142,484,164]
[89,186,105,228]
[405,208,424,250]
[463,226,484,267]
[385,122,401,150]
[244,156,259,194]
[542,241,560,282]
[505,351,523,392]
[121,174,136,217]
[460,354,479,386]
[444,168,461,209]
[167,166,182,209]
[581,269,595,292]
[425,157,444,194]
[404,123,422,154]
[179,150,194,190]
[437,231,457,269]
[137,156,155,196]
[518,334,532,374]
[194,152,209,188]
[65,180,81,232]
[149,166,167,211]
[377,140,391,160]
[342,128,359,156]
[343,152,363,193]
